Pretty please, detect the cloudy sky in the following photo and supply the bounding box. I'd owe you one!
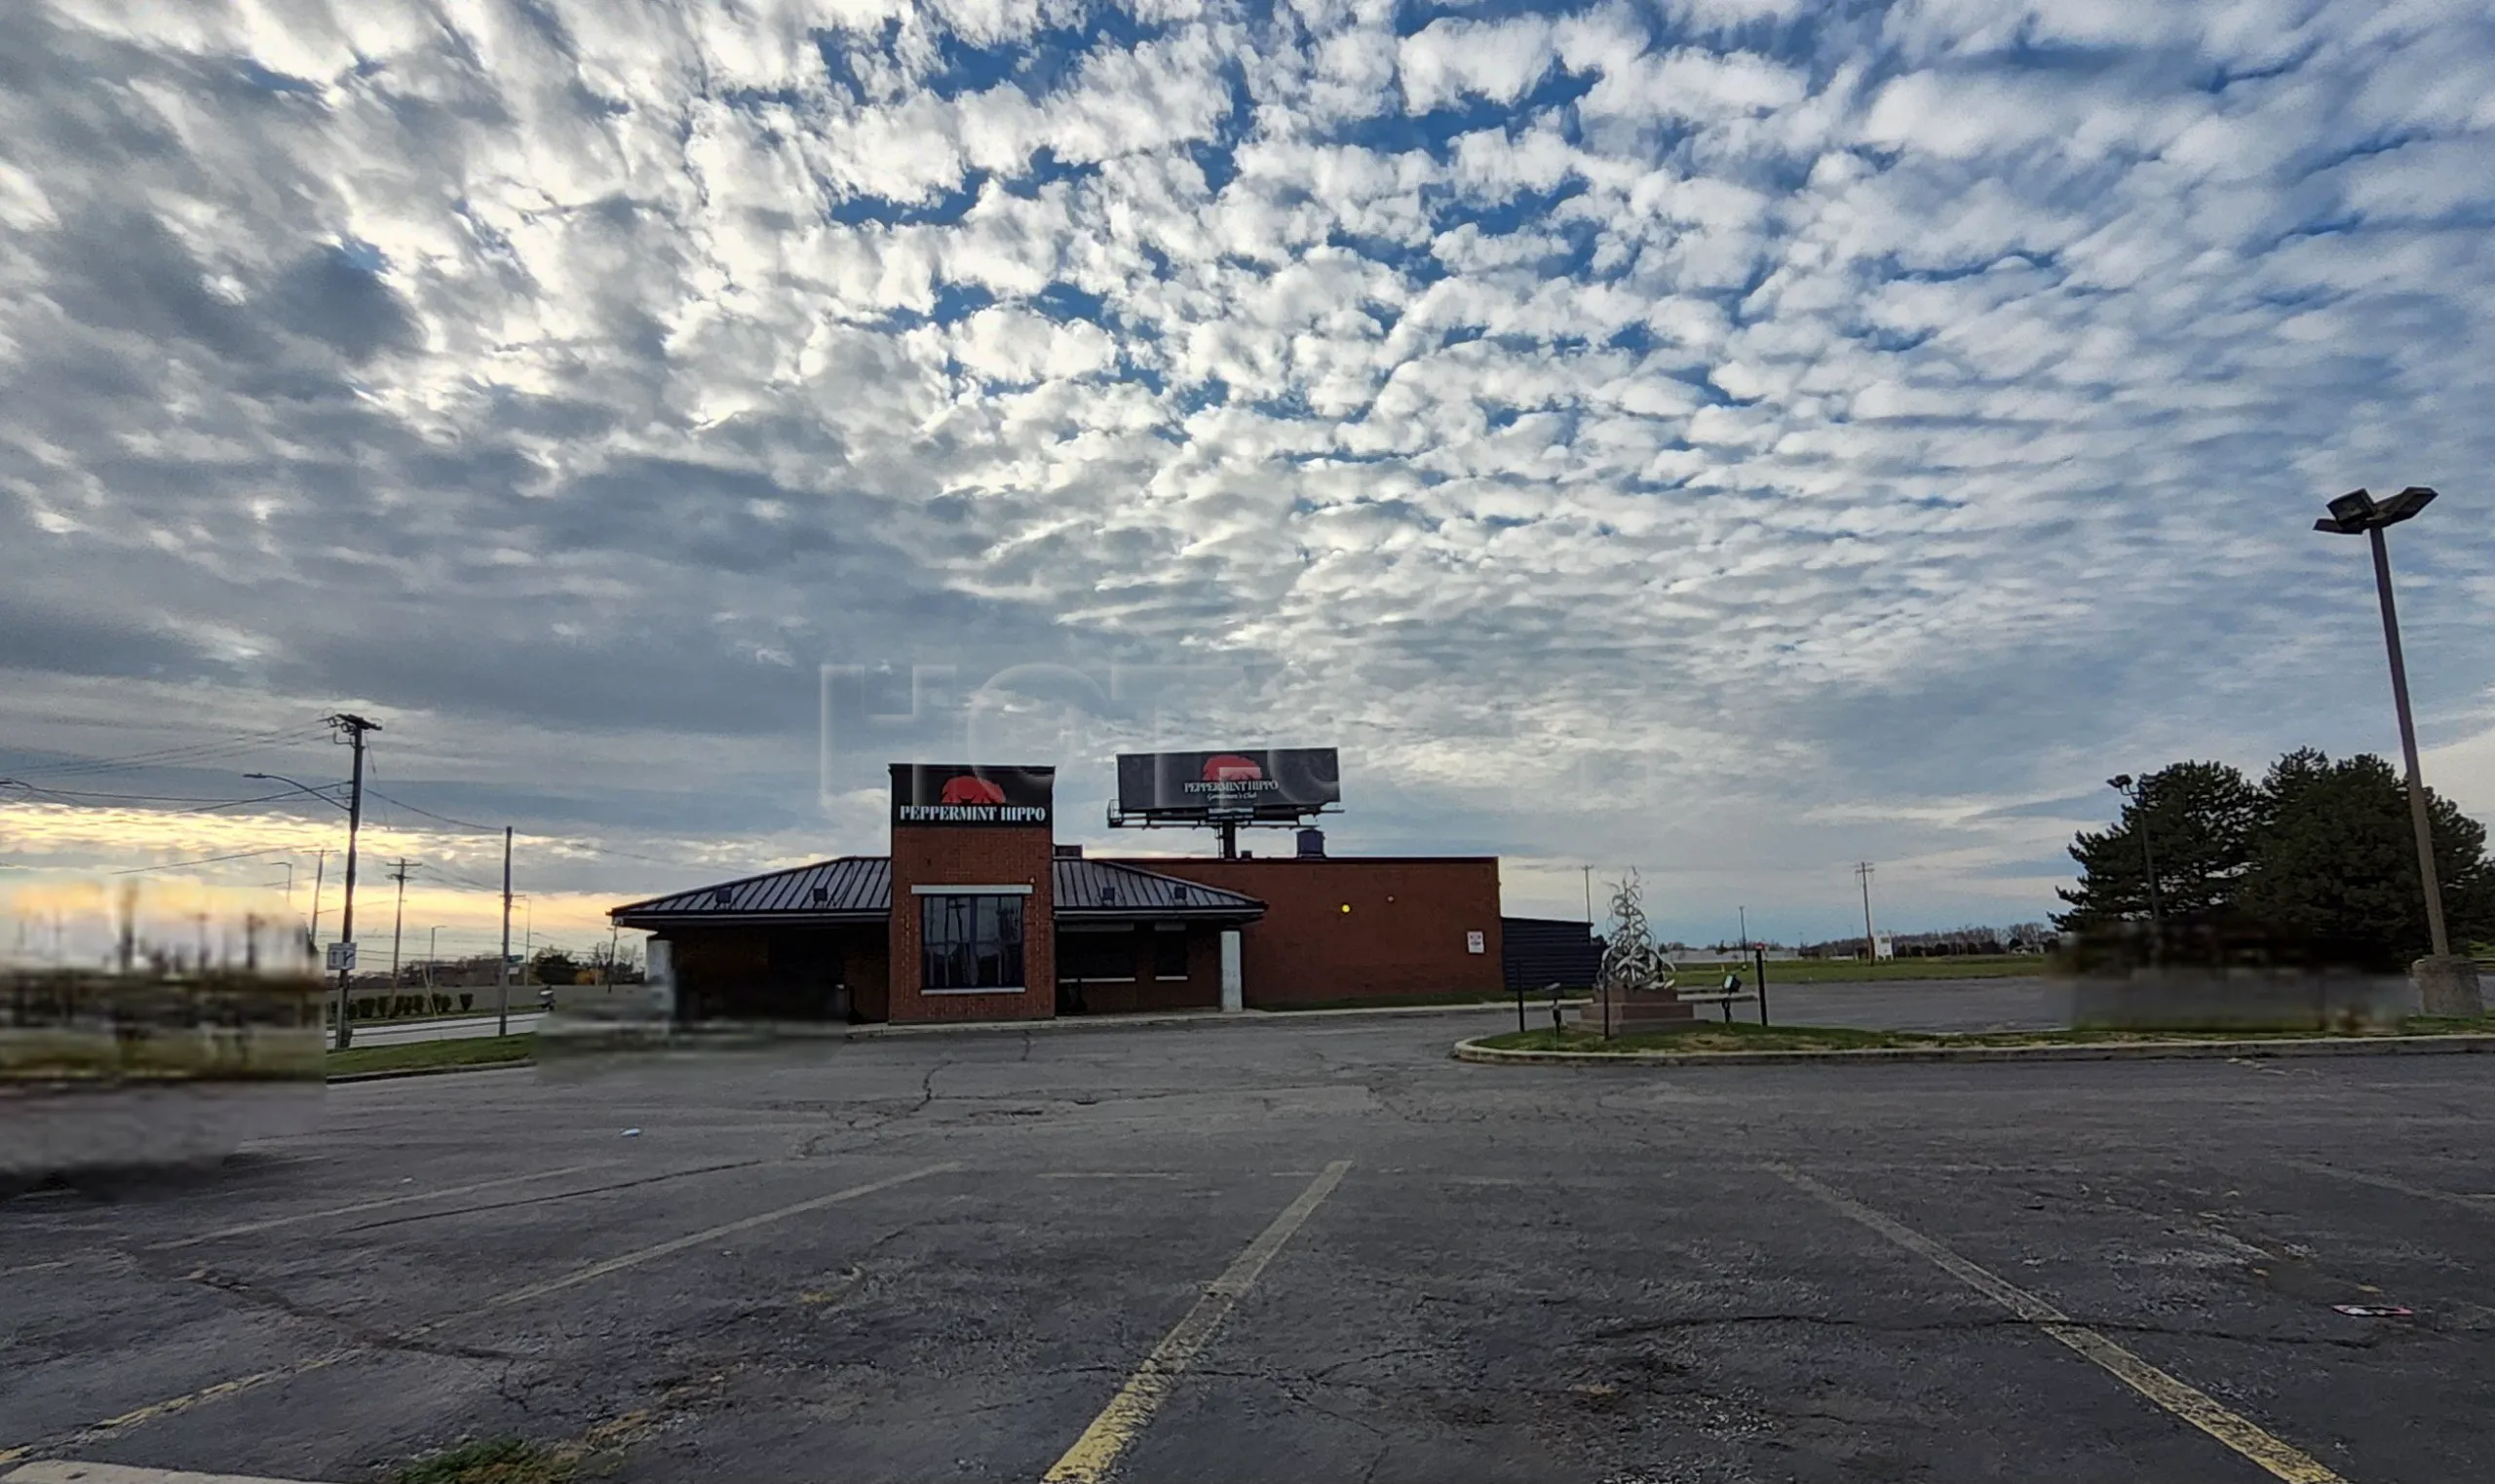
[4,0,2493,955]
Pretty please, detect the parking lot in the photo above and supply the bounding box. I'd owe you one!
[5,1004,2492,1482]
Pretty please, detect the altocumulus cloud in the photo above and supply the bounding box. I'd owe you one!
[2,0,2493,939]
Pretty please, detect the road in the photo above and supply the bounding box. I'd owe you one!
[6,1005,2489,1483]
[341,976,2052,1048]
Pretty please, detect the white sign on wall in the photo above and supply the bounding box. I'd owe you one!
[1466,931,1485,955]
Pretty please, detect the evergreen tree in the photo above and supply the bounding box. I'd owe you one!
[2053,760,2259,931]
[2236,749,2495,965]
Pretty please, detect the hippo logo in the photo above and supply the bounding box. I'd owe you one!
[1201,754,1265,783]
[940,774,1008,805]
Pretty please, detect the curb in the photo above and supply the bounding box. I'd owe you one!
[326,1058,533,1084]
[830,1000,1582,1041]
[1452,1033,2495,1068]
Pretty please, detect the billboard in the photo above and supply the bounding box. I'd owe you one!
[1114,748,1341,821]
[890,764,1055,826]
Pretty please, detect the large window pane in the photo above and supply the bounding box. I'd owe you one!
[922,894,1025,991]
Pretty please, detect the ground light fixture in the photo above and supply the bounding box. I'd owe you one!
[2312,487,2471,1006]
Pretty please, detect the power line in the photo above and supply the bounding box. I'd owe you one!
[412,860,508,894]
[181,785,349,816]
[110,846,294,875]
[3,724,326,780]
[0,782,303,805]
[362,785,502,834]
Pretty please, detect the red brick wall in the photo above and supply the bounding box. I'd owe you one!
[1059,925,1221,1013]
[888,822,1056,1023]
[1102,857,1502,1007]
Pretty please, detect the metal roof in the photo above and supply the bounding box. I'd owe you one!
[1053,859,1262,919]
[610,856,1260,927]
[610,856,891,925]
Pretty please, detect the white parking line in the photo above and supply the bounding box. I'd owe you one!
[2288,1159,2495,1214]
[1771,1165,2346,1484]
[0,1161,961,1466]
[150,1162,615,1249]
[474,1161,960,1313]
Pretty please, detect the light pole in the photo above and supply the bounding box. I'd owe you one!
[2316,486,2479,1011]
[427,925,442,991]
[2106,775,2161,935]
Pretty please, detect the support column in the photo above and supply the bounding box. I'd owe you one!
[1219,930,1243,1012]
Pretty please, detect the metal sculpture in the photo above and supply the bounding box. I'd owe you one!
[1596,872,1677,1033]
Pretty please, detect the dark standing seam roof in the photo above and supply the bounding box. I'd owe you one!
[1052,859,1262,918]
[610,856,1262,926]
[610,856,891,924]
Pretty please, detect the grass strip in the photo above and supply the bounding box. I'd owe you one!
[397,1436,575,1484]
[1477,1016,2495,1055]
[327,1034,535,1078]
[1695,956,2049,983]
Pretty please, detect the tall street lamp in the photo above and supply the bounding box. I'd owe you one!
[2106,775,2161,935]
[2315,485,2479,1011]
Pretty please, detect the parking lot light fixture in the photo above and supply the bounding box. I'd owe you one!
[2106,775,2160,936]
[2313,486,2452,960]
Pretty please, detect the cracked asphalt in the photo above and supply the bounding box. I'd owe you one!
[4,1002,2492,1483]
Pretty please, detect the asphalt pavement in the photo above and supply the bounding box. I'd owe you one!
[5,1003,2489,1483]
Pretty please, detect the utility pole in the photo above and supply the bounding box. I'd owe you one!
[1738,904,1748,951]
[498,825,514,1037]
[427,925,441,991]
[608,920,621,987]
[327,713,379,1049]
[388,858,412,992]
[1855,861,1877,962]
[1582,865,1593,925]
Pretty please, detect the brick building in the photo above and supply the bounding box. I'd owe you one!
[609,762,1508,1024]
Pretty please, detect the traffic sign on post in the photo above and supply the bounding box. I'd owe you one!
[325,941,359,972]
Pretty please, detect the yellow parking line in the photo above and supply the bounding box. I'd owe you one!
[0,1351,356,1467]
[1771,1165,2346,1484]
[3,1461,338,1483]
[1042,1160,1352,1484]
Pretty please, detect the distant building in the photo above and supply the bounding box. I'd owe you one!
[610,762,1511,1025]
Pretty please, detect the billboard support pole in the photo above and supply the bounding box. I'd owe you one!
[1218,818,1238,859]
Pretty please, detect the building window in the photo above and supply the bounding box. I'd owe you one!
[1154,926,1189,980]
[1058,930,1135,982]
[922,894,1025,991]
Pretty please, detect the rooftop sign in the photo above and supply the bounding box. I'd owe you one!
[890,764,1056,826]
[1114,748,1341,822]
